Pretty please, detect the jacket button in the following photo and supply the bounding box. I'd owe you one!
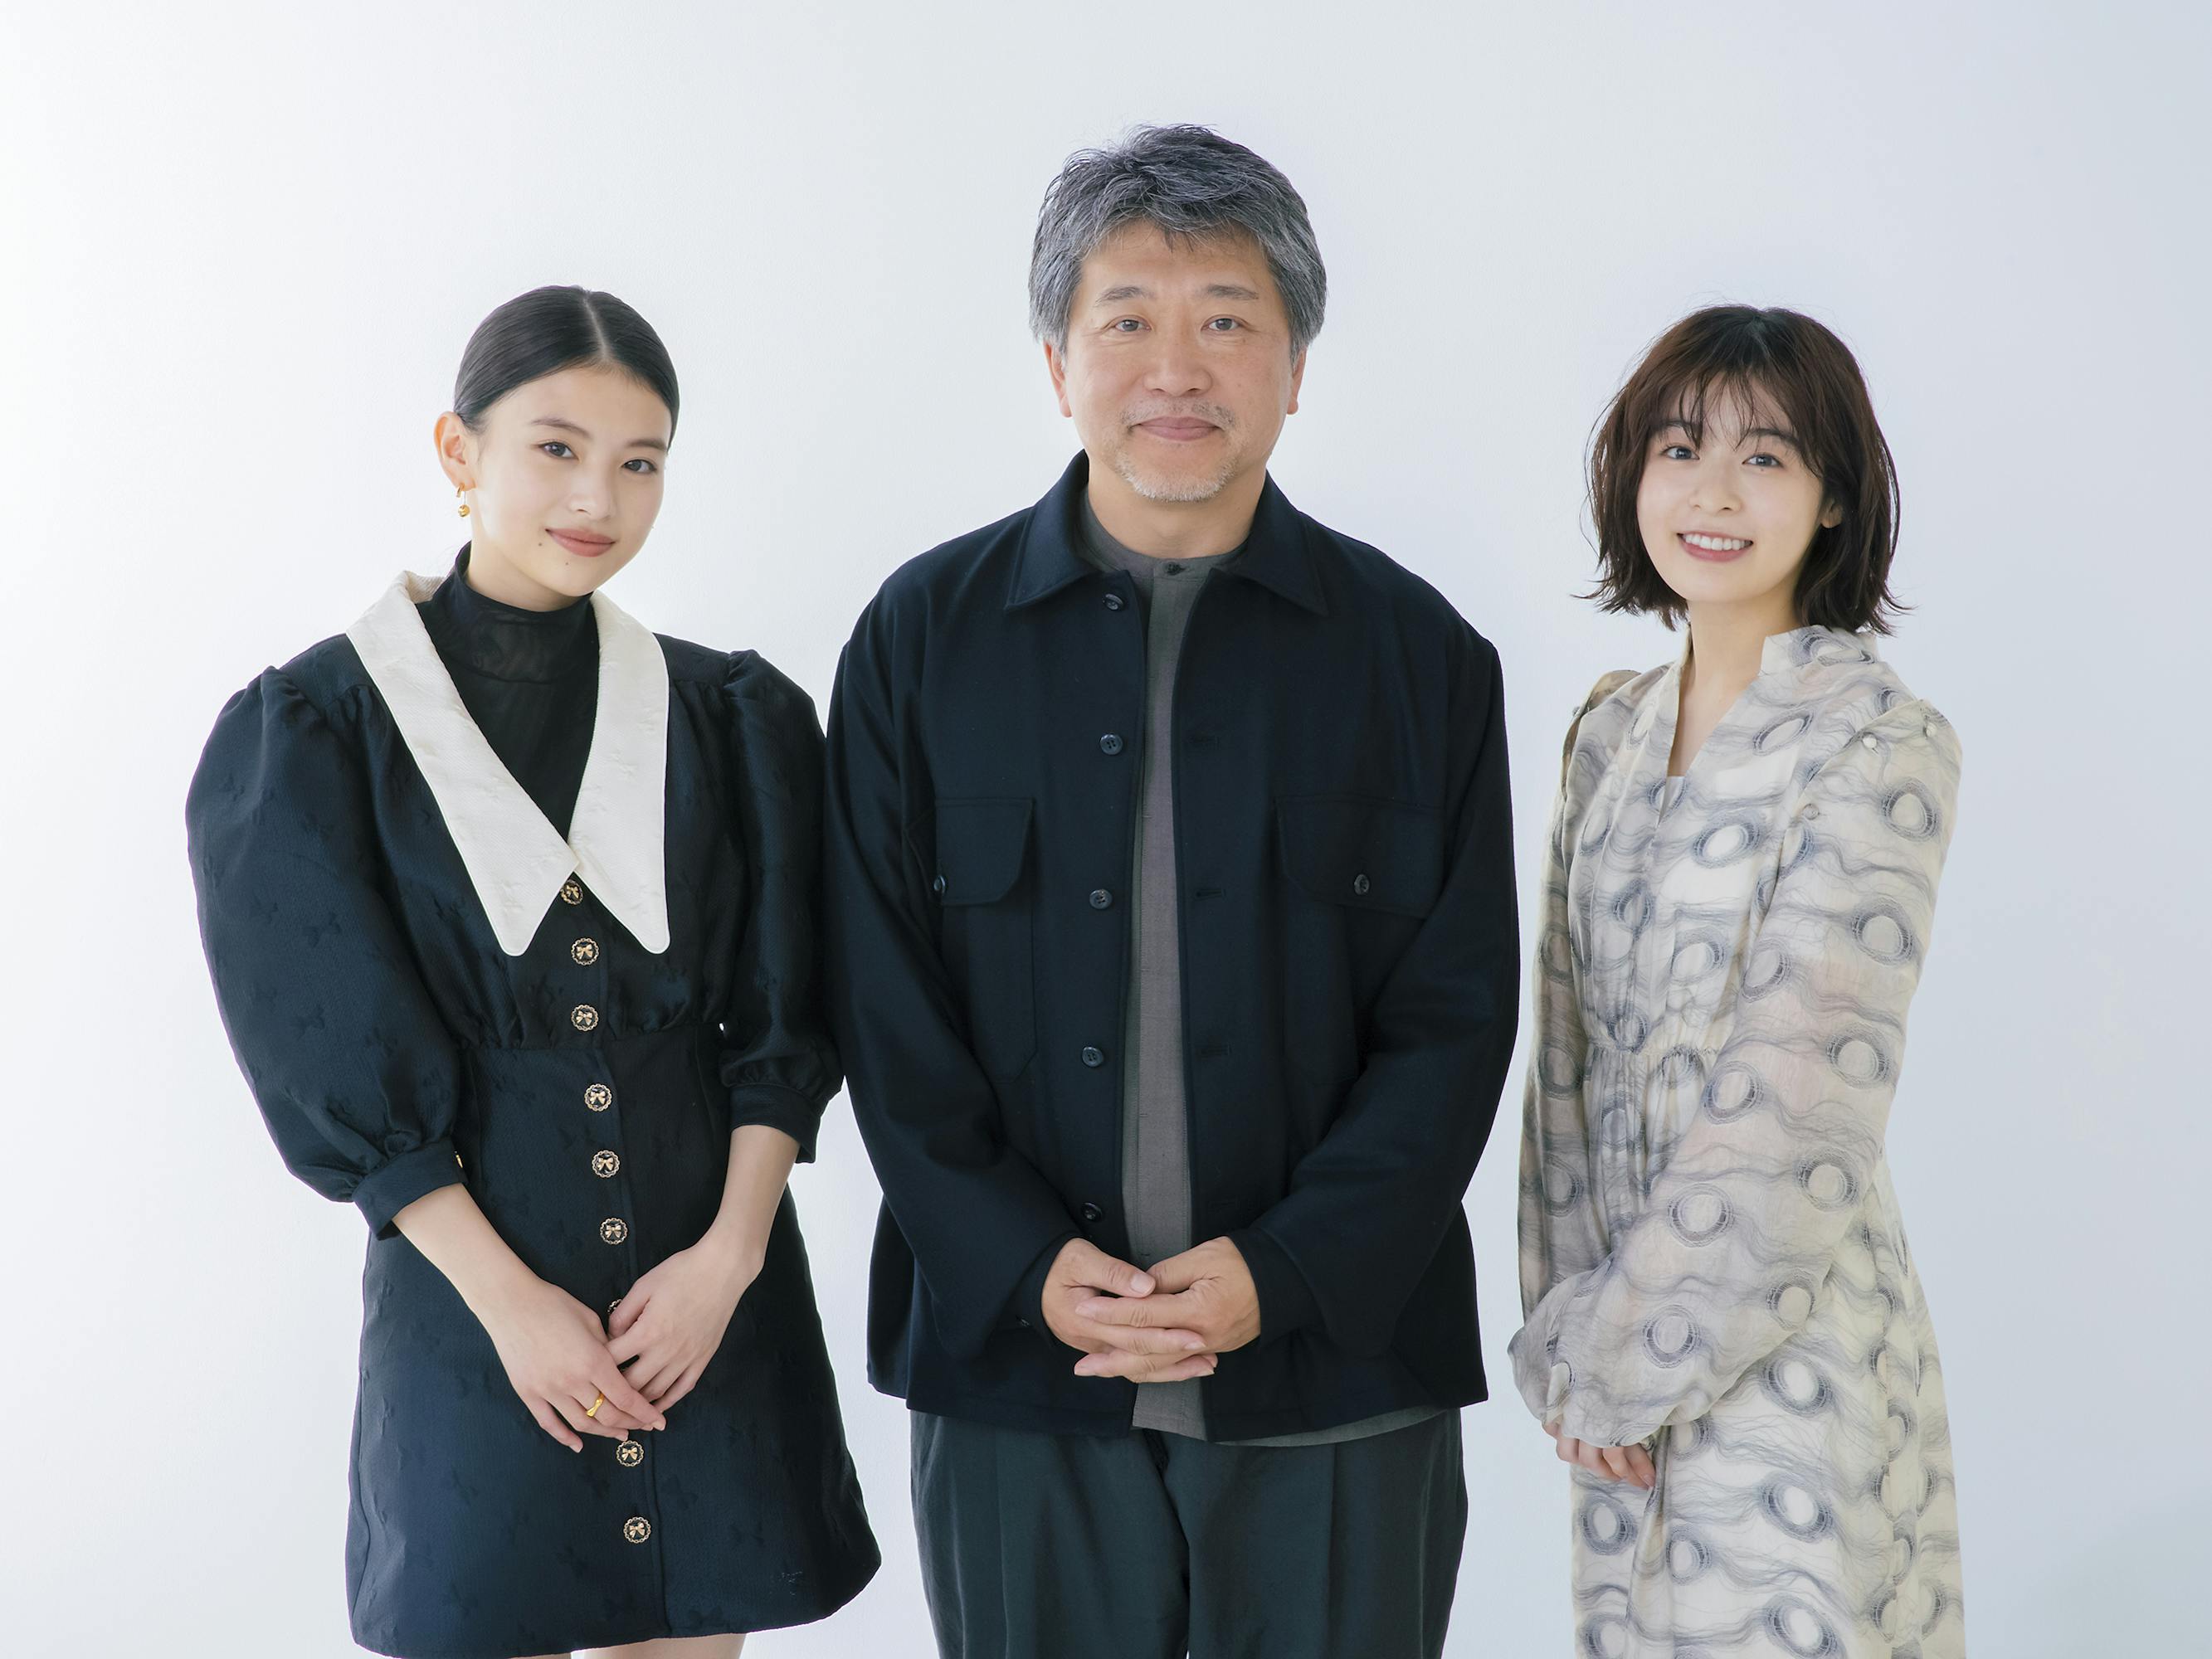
[600,1217,628,1244]
[584,1083,613,1112]
[616,1440,644,1467]
[560,877,586,906]
[592,1151,621,1178]
[1104,593,1125,611]
[571,1005,600,1031]
[1080,1201,1104,1223]
[1352,873,1372,896]
[1861,733,1880,752]
[623,1515,652,1544]
[1089,888,1113,909]
[932,873,948,898]
[572,937,599,965]
[1080,1045,1105,1068]
[1099,733,1124,756]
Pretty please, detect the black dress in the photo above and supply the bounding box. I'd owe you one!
[187,552,879,1659]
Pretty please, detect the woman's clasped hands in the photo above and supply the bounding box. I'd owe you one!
[480,1232,762,1452]
[1544,1420,1657,1490]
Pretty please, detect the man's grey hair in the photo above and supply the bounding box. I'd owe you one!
[1028,124,1327,359]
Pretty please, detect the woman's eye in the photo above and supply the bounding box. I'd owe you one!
[539,441,573,460]
[1660,443,1694,460]
[1746,452,1782,469]
[624,458,658,475]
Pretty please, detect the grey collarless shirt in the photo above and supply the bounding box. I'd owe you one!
[1075,494,1441,1447]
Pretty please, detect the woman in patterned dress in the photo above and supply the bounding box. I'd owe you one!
[1511,306,1966,1658]
[188,286,878,1658]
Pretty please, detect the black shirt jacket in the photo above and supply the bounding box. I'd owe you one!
[824,454,1518,1438]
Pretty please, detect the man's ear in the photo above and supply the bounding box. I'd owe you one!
[1045,340,1073,418]
[1287,346,1307,416]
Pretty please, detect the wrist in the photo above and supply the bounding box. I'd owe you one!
[700,1216,768,1283]
[461,1255,543,1330]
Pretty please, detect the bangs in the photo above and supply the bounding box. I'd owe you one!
[1640,370,1794,455]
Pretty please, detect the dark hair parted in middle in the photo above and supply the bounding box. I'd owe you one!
[1587,305,1903,633]
[453,285,680,437]
[1029,124,1327,358]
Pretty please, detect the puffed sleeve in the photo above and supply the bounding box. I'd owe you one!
[714,651,843,1163]
[1509,702,1962,1447]
[186,667,465,1238]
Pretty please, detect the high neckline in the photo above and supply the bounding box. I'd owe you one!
[420,544,598,683]
[1669,623,1877,682]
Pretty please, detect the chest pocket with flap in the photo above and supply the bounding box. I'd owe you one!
[914,796,1036,1078]
[1275,794,1445,1080]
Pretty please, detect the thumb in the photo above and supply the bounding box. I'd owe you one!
[1099,1255,1156,1297]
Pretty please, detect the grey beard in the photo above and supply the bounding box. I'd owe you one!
[1110,445,1238,504]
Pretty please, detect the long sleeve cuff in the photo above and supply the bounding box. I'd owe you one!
[1226,1225,1323,1345]
[354,1139,465,1239]
[730,1083,824,1165]
[1014,1229,1080,1343]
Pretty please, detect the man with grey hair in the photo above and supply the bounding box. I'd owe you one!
[825,124,1518,1657]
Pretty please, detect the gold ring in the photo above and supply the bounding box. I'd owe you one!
[585,1392,605,1418]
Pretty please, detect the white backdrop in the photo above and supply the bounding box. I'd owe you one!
[6,3,2206,1654]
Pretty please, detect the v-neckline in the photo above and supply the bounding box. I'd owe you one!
[346,571,674,958]
[1638,624,1838,788]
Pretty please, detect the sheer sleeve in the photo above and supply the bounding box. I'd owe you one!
[186,667,465,1237]
[714,651,842,1162]
[1516,715,1615,1330]
[1510,703,1962,1445]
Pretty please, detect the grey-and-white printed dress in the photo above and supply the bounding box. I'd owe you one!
[1511,624,1966,1659]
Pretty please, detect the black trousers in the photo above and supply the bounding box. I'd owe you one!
[910,1408,1467,1659]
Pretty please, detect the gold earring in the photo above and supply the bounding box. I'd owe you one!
[456,485,470,519]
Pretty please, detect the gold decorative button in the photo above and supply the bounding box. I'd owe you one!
[616,1440,644,1467]
[572,1005,600,1031]
[560,877,585,906]
[623,1515,651,1544]
[600,1217,628,1244]
[584,1083,613,1112]
[572,938,600,966]
[592,1150,621,1178]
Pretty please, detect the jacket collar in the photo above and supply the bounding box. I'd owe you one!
[346,571,672,957]
[1005,451,1328,615]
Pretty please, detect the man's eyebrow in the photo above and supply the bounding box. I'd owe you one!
[1089,281,1264,305]
[530,416,668,452]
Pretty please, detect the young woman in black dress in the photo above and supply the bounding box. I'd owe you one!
[188,286,878,1658]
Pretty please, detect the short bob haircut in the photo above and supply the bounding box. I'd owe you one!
[1586,305,1903,634]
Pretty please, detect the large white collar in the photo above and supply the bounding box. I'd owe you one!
[346,571,671,957]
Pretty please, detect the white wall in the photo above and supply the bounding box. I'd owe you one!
[5,2,2205,1653]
